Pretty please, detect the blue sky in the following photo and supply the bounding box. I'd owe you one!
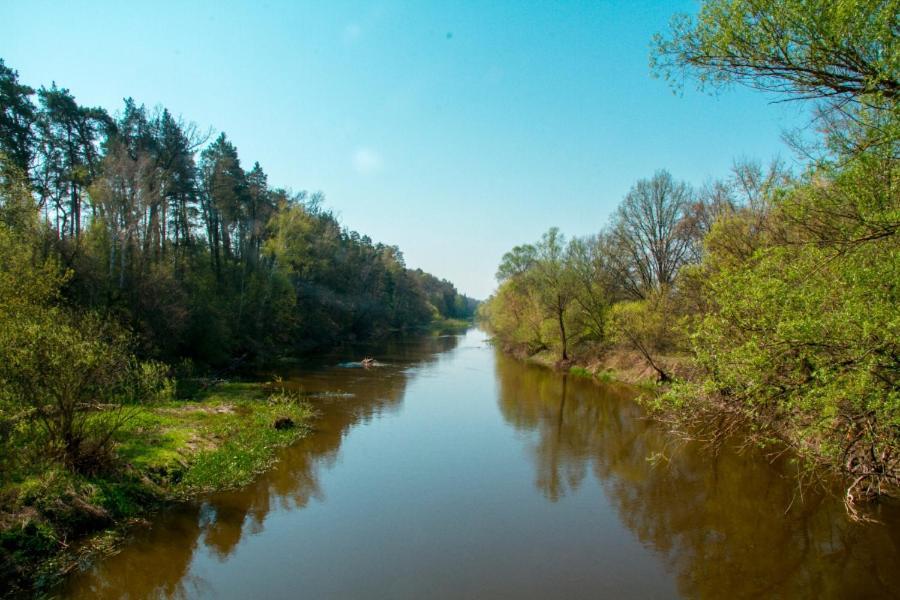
[2,1,807,298]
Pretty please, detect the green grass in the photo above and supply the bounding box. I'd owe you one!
[0,380,316,597]
[569,366,617,383]
[429,317,473,333]
[177,395,314,494]
[569,366,594,379]
[114,382,316,494]
[595,369,616,383]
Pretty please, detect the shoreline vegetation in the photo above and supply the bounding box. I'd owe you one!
[493,340,691,388]
[1,379,315,596]
[1,319,474,597]
[479,1,898,518]
[0,0,897,595]
[0,52,479,595]
[486,333,898,519]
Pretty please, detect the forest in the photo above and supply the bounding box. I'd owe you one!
[1,0,898,595]
[480,0,899,512]
[0,58,475,591]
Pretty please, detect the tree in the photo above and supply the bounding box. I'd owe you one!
[607,290,681,383]
[89,132,154,290]
[200,133,248,277]
[652,0,900,104]
[2,311,138,472]
[496,243,537,281]
[0,154,167,473]
[532,229,575,360]
[0,59,36,175]
[565,236,612,345]
[156,108,201,271]
[652,0,900,162]
[411,269,477,320]
[496,228,578,361]
[34,85,111,239]
[682,160,900,499]
[0,155,59,473]
[653,0,900,506]
[245,161,273,268]
[607,170,696,298]
[1,56,472,372]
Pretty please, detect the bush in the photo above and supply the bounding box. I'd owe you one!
[0,311,140,473]
[669,154,900,502]
[607,289,684,382]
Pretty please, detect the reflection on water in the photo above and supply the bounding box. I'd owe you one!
[65,334,461,599]
[64,330,900,599]
[494,352,900,598]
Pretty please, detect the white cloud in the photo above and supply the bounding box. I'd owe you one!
[352,147,383,174]
[342,23,362,43]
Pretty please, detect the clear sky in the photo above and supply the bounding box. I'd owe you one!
[2,0,806,299]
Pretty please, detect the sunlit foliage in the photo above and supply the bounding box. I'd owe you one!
[485,0,900,503]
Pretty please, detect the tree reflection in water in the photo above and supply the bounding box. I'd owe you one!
[64,334,461,599]
[63,334,900,599]
[493,351,900,599]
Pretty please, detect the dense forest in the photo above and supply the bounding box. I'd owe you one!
[0,68,476,365]
[0,57,478,456]
[0,58,476,590]
[480,0,899,512]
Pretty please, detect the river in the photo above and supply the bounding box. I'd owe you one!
[63,328,900,598]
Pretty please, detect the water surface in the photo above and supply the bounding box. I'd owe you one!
[64,329,900,598]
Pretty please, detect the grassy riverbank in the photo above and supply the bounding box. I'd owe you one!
[0,381,314,596]
[429,317,474,334]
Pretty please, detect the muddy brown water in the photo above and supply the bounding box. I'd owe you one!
[62,329,900,599]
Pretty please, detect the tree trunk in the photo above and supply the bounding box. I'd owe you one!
[557,300,568,361]
[632,338,671,383]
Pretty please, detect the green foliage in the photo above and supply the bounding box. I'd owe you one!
[487,228,593,361]
[652,0,900,105]
[607,289,685,382]
[569,366,593,379]
[485,0,899,503]
[1,309,135,472]
[0,59,36,173]
[0,56,476,595]
[0,62,474,370]
[667,151,900,480]
[0,173,171,475]
[413,268,478,320]
[647,0,900,502]
[483,214,692,365]
[263,198,453,344]
[1,380,315,595]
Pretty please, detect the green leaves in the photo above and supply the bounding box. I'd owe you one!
[676,151,900,480]
[652,0,900,106]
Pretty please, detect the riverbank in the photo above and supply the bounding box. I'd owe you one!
[0,381,315,597]
[494,340,692,387]
[55,329,900,598]
[490,337,900,516]
[429,317,475,333]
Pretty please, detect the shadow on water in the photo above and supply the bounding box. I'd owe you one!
[493,351,900,598]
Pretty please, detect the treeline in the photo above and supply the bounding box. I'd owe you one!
[0,61,476,365]
[0,60,478,480]
[481,0,899,507]
[481,162,788,373]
